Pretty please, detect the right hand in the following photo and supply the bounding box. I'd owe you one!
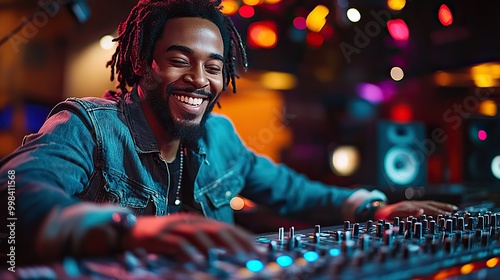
[122,213,259,264]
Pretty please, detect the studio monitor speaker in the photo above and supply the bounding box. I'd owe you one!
[377,121,427,188]
[463,116,500,183]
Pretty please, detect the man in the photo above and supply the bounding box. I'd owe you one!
[0,0,457,265]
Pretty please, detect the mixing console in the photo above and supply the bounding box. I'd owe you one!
[3,205,500,279]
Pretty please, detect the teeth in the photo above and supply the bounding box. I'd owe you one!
[175,95,203,106]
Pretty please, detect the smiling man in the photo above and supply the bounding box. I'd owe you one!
[0,0,457,265]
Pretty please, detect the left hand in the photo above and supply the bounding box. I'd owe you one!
[374,200,458,220]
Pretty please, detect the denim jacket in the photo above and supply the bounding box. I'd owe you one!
[0,88,385,254]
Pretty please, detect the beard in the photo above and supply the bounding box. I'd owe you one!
[145,84,216,147]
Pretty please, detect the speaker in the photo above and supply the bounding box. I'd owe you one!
[377,121,427,188]
[463,116,500,183]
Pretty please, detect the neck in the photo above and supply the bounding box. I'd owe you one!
[138,85,180,162]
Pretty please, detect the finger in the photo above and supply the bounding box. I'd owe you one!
[177,238,206,266]
[422,204,453,216]
[426,201,458,212]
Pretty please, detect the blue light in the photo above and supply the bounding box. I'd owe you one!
[329,248,341,257]
[276,255,293,267]
[246,259,264,273]
[303,251,319,262]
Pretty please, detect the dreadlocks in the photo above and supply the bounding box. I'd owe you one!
[106,0,247,94]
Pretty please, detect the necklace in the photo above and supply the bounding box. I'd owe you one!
[174,143,184,206]
[174,143,183,206]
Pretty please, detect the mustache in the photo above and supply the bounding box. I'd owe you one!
[166,85,214,100]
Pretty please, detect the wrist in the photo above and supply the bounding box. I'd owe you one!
[356,200,387,222]
[110,212,137,253]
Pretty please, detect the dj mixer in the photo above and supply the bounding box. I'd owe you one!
[4,204,500,279]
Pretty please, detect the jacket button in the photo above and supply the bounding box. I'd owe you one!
[225,191,232,198]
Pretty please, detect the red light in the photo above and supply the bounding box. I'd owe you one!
[306,32,324,48]
[387,19,409,41]
[239,5,255,18]
[438,4,453,26]
[390,103,413,122]
[478,130,487,141]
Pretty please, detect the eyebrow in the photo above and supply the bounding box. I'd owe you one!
[166,45,224,62]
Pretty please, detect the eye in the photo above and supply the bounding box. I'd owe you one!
[169,59,189,66]
[206,66,221,74]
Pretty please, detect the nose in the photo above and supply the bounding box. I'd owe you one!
[184,64,209,89]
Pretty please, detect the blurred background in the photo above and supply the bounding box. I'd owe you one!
[1,0,500,227]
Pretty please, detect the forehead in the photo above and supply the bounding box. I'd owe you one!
[156,17,224,55]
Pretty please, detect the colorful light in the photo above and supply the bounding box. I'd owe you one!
[306,5,329,32]
[390,103,413,122]
[293,16,307,30]
[356,83,384,103]
[306,32,324,47]
[478,100,498,116]
[99,35,116,50]
[346,8,361,23]
[438,4,453,26]
[220,0,239,15]
[390,66,405,81]
[387,19,409,41]
[242,0,260,6]
[230,196,245,210]
[248,21,278,49]
[478,130,487,141]
[239,5,255,18]
[330,146,360,176]
[387,0,406,11]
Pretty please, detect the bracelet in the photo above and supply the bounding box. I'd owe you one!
[356,200,387,222]
[110,212,137,253]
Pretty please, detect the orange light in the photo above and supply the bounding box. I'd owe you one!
[438,4,453,26]
[248,21,278,48]
[221,0,239,15]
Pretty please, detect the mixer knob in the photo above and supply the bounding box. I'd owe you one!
[314,224,321,235]
[484,214,490,227]
[429,220,436,235]
[414,222,423,239]
[491,214,497,228]
[398,221,405,235]
[344,220,351,231]
[477,216,485,230]
[427,215,434,221]
[366,220,373,233]
[421,214,427,221]
[439,218,446,232]
[464,212,470,223]
[467,217,474,230]
[352,223,360,237]
[457,217,465,231]
[452,216,458,230]
[341,240,355,256]
[278,227,285,242]
[393,217,400,227]
[383,230,393,246]
[289,226,295,239]
[445,219,453,233]
[376,223,383,238]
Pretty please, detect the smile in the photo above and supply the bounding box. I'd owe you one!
[173,94,205,107]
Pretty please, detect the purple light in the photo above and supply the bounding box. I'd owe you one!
[293,17,307,30]
[356,83,384,104]
[478,130,487,141]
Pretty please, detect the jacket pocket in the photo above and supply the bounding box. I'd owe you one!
[101,169,154,214]
[202,173,244,222]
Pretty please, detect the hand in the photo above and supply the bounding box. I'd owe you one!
[374,200,458,220]
[122,213,259,264]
